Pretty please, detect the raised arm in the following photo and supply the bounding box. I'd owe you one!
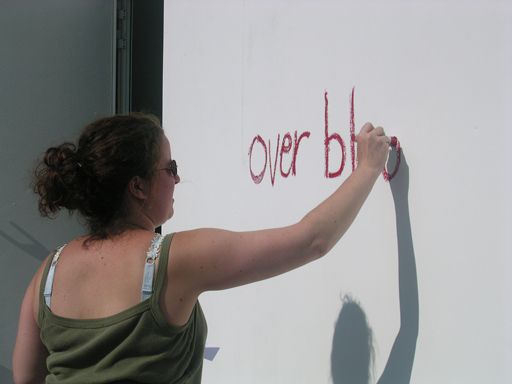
[169,123,390,296]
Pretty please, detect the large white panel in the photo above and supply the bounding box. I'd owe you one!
[163,1,512,382]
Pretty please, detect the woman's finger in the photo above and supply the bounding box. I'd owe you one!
[373,126,385,136]
[360,122,375,134]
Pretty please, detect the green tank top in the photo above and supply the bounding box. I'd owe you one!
[37,233,208,384]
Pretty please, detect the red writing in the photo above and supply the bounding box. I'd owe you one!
[248,131,311,185]
[248,88,400,186]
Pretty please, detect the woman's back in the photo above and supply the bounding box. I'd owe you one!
[36,232,207,384]
[39,230,159,321]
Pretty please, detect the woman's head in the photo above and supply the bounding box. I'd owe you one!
[33,113,168,238]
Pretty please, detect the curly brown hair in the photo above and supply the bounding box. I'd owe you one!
[33,113,164,239]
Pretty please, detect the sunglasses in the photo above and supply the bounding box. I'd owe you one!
[157,159,178,178]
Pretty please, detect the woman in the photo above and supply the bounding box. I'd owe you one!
[13,113,390,383]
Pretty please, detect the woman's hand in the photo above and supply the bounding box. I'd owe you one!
[356,122,390,175]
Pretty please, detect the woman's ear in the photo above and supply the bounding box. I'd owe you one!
[128,176,149,200]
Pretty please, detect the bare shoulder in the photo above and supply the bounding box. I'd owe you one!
[166,228,243,276]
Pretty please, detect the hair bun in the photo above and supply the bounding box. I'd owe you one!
[34,142,83,215]
[44,143,78,172]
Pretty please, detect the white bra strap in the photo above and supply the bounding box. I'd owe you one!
[141,233,164,301]
[43,244,67,308]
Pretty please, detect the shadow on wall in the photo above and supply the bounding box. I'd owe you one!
[331,295,375,384]
[0,364,13,384]
[331,152,419,384]
[0,221,49,261]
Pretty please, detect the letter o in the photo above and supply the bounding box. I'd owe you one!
[248,135,267,184]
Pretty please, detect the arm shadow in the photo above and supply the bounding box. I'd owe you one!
[0,221,49,261]
[0,364,13,384]
[377,151,418,384]
[331,151,418,384]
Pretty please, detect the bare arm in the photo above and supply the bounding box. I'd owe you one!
[13,263,49,384]
[170,123,390,295]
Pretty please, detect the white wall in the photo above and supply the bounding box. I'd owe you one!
[163,1,512,383]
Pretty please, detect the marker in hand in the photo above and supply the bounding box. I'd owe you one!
[384,136,401,181]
